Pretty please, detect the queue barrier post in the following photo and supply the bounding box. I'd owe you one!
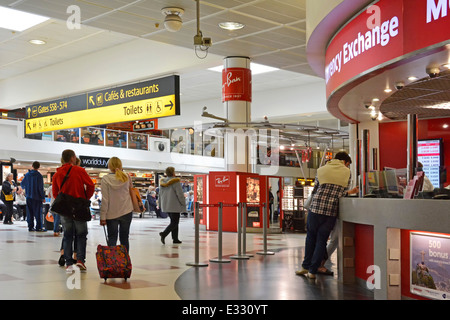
[209,202,231,263]
[230,202,250,260]
[257,202,275,256]
[242,203,253,257]
[186,202,209,267]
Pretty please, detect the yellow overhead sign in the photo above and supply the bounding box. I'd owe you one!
[25,75,180,134]
[25,94,176,135]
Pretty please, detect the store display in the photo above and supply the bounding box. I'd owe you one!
[281,185,311,232]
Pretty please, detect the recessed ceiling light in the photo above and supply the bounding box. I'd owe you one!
[0,6,49,32]
[384,88,392,93]
[408,76,418,81]
[372,98,380,102]
[208,62,279,75]
[29,39,46,45]
[219,21,245,31]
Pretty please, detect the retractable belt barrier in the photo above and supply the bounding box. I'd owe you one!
[186,201,275,268]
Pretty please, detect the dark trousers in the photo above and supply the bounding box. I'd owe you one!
[26,198,42,230]
[161,213,180,241]
[302,210,337,274]
[106,212,133,253]
[3,201,14,224]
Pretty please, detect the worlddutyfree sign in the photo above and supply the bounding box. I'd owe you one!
[25,75,180,134]
[325,0,450,99]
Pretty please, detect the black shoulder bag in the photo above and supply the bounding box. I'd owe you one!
[51,166,91,221]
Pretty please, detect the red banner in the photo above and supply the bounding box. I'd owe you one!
[222,68,252,102]
[325,0,450,99]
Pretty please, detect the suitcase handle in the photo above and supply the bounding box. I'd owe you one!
[103,225,109,244]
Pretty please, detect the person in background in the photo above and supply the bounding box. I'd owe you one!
[158,167,185,244]
[147,191,158,216]
[296,152,359,279]
[14,186,27,221]
[1,173,16,225]
[52,149,94,273]
[100,157,133,253]
[417,162,435,192]
[21,161,45,231]
[47,184,61,236]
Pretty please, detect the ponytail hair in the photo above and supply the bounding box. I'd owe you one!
[108,157,128,183]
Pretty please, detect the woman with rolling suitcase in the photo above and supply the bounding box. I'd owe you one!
[99,156,133,252]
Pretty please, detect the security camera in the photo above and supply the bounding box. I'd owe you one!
[395,81,405,90]
[426,67,440,78]
[202,37,212,47]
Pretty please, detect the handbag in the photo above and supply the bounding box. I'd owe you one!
[2,191,13,202]
[129,177,143,213]
[51,166,91,221]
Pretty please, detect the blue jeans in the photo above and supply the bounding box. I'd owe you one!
[61,215,88,265]
[53,213,61,233]
[106,212,132,253]
[302,210,337,274]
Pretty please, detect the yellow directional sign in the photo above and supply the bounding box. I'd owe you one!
[25,75,180,134]
[25,94,176,135]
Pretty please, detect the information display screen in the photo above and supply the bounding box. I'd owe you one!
[418,139,442,188]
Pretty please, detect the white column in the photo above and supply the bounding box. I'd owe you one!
[222,56,252,172]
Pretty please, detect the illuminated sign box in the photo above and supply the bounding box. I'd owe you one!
[25,75,180,134]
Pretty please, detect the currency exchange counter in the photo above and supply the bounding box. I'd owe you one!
[338,198,450,300]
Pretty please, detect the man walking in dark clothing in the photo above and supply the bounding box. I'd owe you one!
[21,161,45,231]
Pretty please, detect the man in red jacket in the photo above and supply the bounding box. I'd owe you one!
[53,149,95,273]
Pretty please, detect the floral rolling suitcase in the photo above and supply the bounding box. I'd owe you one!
[96,226,132,282]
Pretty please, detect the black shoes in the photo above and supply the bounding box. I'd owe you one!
[159,232,182,244]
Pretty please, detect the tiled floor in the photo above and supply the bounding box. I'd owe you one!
[0,215,373,300]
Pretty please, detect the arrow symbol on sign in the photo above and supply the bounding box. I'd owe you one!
[89,96,95,106]
[165,101,173,110]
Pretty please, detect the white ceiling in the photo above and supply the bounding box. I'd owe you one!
[0,0,332,118]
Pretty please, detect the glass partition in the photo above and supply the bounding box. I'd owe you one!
[54,129,79,143]
[364,166,450,199]
[128,132,148,150]
[105,130,127,148]
[80,127,104,146]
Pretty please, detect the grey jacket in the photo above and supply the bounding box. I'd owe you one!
[159,177,186,213]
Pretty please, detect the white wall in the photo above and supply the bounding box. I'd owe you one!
[0,119,225,173]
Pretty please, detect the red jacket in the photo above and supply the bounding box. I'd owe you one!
[52,164,95,200]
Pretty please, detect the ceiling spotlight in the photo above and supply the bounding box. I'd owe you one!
[161,7,184,32]
[219,21,245,31]
[29,39,46,45]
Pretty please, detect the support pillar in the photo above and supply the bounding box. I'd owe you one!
[222,56,252,172]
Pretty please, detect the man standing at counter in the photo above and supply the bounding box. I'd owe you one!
[296,152,358,279]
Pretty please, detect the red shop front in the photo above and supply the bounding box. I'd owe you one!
[193,171,281,232]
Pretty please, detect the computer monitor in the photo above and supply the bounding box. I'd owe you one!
[383,168,399,194]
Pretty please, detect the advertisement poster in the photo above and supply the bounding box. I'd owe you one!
[246,177,260,203]
[410,232,450,300]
